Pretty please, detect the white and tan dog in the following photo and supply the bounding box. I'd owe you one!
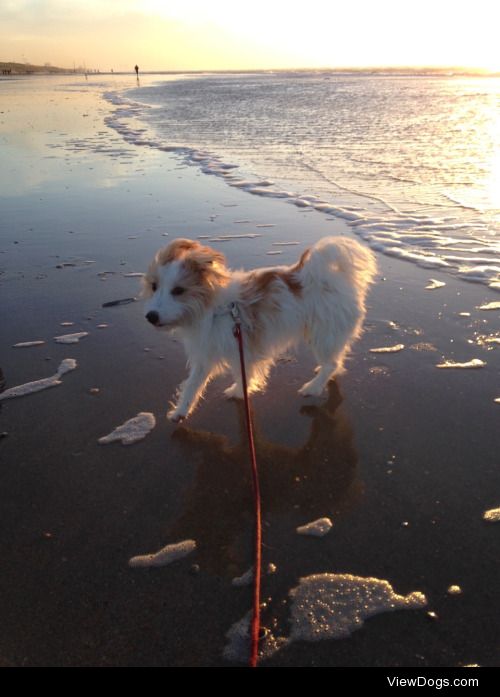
[143,236,376,422]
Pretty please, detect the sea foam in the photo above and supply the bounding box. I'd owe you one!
[436,359,486,369]
[98,412,156,445]
[296,517,333,537]
[0,359,77,401]
[223,572,427,663]
[129,539,196,568]
[288,574,427,642]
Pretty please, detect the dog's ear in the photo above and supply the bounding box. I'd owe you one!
[156,239,226,270]
[183,245,229,287]
[156,238,201,266]
[188,244,227,270]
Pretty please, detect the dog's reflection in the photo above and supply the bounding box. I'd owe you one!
[168,381,361,577]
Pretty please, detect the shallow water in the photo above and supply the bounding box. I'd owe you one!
[104,73,500,290]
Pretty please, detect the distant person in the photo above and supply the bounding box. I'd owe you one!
[134,65,139,77]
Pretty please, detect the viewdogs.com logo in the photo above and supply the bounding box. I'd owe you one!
[387,677,479,689]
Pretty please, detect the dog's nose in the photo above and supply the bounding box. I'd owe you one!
[146,310,160,325]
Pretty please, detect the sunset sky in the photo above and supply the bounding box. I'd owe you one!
[2,0,499,72]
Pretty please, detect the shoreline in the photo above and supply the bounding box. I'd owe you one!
[1,76,499,667]
[106,74,500,294]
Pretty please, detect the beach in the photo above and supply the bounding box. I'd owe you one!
[1,74,500,667]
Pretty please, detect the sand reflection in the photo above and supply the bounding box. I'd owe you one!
[167,381,361,576]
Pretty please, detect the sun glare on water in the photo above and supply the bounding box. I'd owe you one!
[488,153,500,216]
[485,93,500,215]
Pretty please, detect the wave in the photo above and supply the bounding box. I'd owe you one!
[100,83,500,293]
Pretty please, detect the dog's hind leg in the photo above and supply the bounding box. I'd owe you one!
[224,380,243,399]
[298,338,350,397]
[298,362,338,397]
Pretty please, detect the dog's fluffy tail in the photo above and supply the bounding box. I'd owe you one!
[299,236,377,295]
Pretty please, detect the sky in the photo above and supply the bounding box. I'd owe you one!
[1,0,499,72]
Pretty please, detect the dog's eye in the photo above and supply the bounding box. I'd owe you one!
[151,282,158,292]
[171,286,185,296]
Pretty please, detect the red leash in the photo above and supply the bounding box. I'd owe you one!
[231,303,262,668]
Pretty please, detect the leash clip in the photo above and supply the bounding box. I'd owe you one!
[230,301,241,324]
[230,302,242,339]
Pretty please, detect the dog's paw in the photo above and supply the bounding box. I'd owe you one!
[298,380,325,398]
[224,383,244,400]
[167,407,186,423]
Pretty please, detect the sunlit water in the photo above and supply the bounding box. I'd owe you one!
[105,73,500,289]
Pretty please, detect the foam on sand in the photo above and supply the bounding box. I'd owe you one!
[232,568,254,587]
[223,612,253,661]
[13,340,45,348]
[288,574,427,642]
[475,334,500,348]
[478,301,500,311]
[98,412,156,445]
[231,563,278,587]
[436,359,486,369]
[224,572,427,663]
[425,279,446,290]
[296,517,333,537]
[370,344,405,353]
[129,539,196,568]
[208,233,262,241]
[223,612,288,663]
[0,359,77,401]
[483,507,500,522]
[54,331,89,344]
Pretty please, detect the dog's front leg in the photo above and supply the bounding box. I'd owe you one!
[167,364,212,423]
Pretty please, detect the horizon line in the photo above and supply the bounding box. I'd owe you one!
[2,60,500,77]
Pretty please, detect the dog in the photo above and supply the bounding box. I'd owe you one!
[143,236,377,422]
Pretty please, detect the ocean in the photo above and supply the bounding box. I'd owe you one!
[105,72,500,290]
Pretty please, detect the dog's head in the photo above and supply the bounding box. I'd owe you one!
[142,238,229,329]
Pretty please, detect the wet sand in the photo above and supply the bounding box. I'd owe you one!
[1,76,500,667]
